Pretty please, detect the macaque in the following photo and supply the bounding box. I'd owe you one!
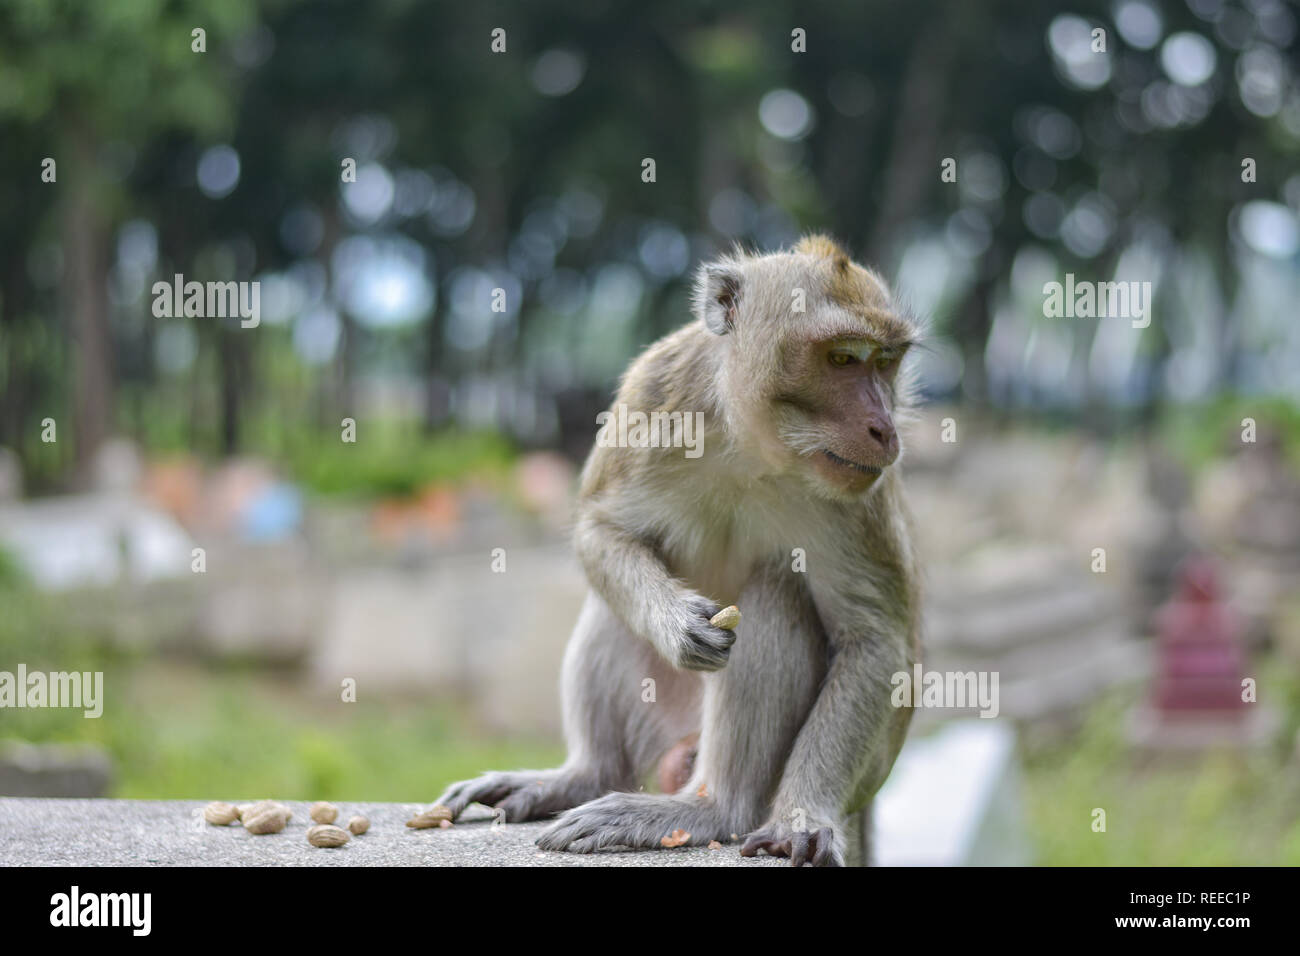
[436,235,922,866]
[655,732,699,795]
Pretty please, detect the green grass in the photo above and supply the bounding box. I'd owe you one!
[1159,394,1300,474]
[276,426,517,499]
[1,659,563,802]
[1021,672,1300,866]
[129,405,521,499]
[0,575,562,801]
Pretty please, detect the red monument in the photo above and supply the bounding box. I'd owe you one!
[1151,557,1245,717]
[1128,555,1277,750]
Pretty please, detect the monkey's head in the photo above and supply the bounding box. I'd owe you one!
[694,235,917,498]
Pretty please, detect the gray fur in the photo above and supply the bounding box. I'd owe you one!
[435,237,921,866]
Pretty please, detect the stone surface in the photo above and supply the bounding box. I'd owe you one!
[0,799,782,867]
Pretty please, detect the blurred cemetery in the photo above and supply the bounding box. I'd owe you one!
[2,0,1299,864]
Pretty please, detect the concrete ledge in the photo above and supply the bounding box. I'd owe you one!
[0,798,782,867]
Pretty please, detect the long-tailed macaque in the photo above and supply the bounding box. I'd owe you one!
[436,235,922,866]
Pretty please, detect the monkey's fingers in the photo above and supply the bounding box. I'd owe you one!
[790,829,813,866]
[495,783,570,823]
[788,827,837,867]
[740,831,792,859]
[431,783,472,818]
[435,775,516,819]
[679,623,737,671]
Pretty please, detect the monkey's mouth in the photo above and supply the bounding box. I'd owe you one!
[822,449,882,475]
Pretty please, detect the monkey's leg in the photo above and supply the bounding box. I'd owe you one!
[435,593,700,822]
[536,564,825,853]
[740,631,908,867]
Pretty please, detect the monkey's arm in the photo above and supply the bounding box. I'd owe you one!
[573,509,736,671]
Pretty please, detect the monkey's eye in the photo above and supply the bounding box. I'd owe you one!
[828,351,857,367]
[875,353,899,371]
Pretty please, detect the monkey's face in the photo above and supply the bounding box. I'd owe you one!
[799,334,906,493]
[695,237,915,499]
[765,326,909,497]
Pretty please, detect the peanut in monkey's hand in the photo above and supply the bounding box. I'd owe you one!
[670,594,737,671]
[709,605,741,630]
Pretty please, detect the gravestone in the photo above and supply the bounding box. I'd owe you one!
[0,743,113,798]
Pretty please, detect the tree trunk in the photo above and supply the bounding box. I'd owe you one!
[218,327,243,455]
[867,10,956,267]
[63,124,114,479]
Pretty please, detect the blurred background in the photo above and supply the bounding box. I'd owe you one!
[1,0,1298,864]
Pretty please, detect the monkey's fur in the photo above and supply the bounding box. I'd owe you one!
[436,236,922,866]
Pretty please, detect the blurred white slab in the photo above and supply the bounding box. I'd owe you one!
[0,494,192,590]
[874,720,1032,866]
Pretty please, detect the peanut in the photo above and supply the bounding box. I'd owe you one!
[203,801,240,826]
[238,800,283,822]
[306,824,351,847]
[309,801,338,824]
[710,605,741,630]
[406,805,454,829]
[242,802,291,835]
[244,809,289,835]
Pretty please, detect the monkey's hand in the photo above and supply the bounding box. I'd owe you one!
[668,594,737,671]
[740,819,843,867]
[434,768,603,823]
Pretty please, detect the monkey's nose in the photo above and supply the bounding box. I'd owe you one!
[866,419,899,459]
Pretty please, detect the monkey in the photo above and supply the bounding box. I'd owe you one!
[655,731,699,795]
[435,235,922,866]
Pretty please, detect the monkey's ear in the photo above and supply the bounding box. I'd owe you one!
[694,262,742,335]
